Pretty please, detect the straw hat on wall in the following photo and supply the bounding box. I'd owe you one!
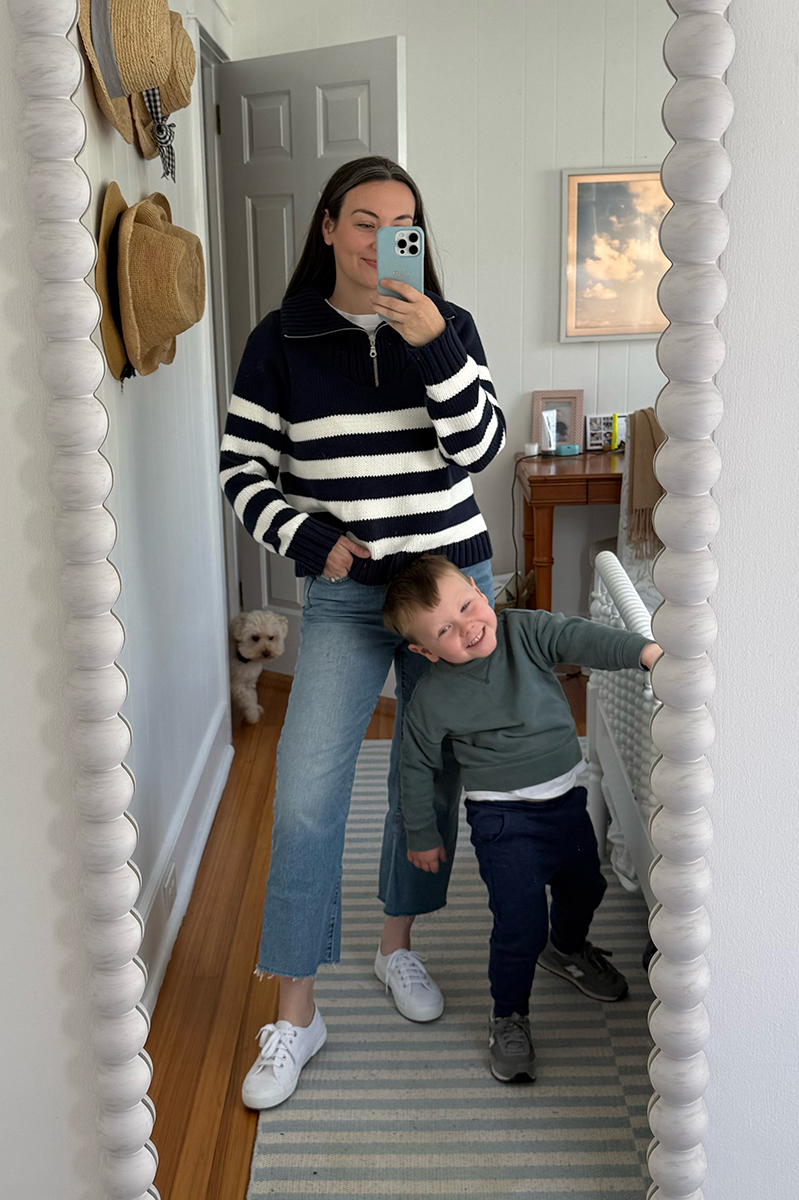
[130,10,197,159]
[97,183,206,380]
[78,0,172,142]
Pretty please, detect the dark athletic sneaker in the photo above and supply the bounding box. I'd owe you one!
[537,941,628,1001]
[488,1012,536,1082]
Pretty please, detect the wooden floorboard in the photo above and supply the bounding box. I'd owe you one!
[146,667,586,1197]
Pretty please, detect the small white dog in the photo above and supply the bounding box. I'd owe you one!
[229,608,288,725]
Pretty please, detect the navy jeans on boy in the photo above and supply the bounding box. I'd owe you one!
[465,786,607,1018]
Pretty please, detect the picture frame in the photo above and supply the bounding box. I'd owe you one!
[585,412,628,451]
[532,389,584,451]
[560,167,672,342]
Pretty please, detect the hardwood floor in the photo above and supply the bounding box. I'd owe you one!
[146,668,585,1197]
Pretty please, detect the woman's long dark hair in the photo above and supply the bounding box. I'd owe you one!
[285,156,444,299]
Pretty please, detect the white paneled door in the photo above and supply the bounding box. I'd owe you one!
[216,37,406,620]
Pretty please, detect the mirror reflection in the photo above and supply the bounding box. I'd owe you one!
[78,2,674,1195]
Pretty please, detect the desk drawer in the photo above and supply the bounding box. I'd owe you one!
[587,479,622,504]
[530,481,588,505]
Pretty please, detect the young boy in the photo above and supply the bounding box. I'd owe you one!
[383,555,660,1083]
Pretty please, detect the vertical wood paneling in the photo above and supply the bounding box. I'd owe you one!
[552,0,607,411]
[598,0,638,414]
[634,0,672,164]
[74,17,230,916]
[626,0,672,412]
[406,0,478,310]
[471,0,526,546]
[522,0,559,394]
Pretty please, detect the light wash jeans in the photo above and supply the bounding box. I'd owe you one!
[257,559,494,978]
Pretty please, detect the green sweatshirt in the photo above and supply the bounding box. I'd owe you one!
[400,608,651,851]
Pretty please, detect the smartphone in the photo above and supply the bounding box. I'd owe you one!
[376,226,425,298]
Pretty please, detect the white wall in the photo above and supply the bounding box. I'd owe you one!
[74,0,234,1006]
[704,3,799,1194]
[232,0,673,613]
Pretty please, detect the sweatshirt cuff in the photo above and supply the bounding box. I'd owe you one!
[410,320,467,387]
[285,515,343,575]
[633,637,655,669]
[405,822,443,853]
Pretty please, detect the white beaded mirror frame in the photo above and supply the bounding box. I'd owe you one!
[8,0,732,1196]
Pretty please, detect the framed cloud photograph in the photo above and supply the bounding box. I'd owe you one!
[560,168,672,341]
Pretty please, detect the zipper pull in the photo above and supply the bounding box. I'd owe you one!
[368,331,379,385]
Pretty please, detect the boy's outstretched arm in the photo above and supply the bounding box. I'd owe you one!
[518,610,659,674]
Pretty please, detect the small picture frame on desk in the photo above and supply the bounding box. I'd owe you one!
[585,412,628,450]
[532,389,584,452]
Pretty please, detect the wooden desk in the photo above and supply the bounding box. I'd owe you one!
[515,452,624,611]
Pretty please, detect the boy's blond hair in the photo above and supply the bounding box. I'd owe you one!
[383,555,467,641]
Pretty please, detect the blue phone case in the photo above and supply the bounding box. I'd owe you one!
[376,226,425,298]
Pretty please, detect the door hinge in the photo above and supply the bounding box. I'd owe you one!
[216,104,221,135]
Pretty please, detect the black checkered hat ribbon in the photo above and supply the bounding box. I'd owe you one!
[143,86,176,181]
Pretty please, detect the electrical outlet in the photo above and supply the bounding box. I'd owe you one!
[162,862,177,917]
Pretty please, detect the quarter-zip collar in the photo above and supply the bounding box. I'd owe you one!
[280,286,457,338]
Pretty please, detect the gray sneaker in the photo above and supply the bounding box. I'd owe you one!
[488,1012,536,1082]
[537,940,628,1001]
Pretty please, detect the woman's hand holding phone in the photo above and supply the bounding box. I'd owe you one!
[372,280,446,347]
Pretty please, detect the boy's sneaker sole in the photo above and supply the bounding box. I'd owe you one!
[537,943,628,1002]
[490,1062,537,1083]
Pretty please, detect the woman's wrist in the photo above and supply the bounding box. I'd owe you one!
[412,313,446,347]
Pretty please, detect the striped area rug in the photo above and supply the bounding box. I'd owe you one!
[249,740,654,1198]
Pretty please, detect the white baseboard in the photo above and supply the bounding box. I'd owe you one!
[139,700,234,1013]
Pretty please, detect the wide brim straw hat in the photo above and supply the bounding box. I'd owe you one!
[130,93,159,160]
[160,11,196,113]
[96,182,132,380]
[78,0,172,140]
[130,11,196,158]
[117,194,206,376]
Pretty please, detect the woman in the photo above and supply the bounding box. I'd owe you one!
[220,155,505,1108]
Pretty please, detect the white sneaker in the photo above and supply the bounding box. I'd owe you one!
[241,1006,327,1109]
[374,946,444,1022]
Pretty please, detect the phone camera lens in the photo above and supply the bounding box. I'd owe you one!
[408,232,419,242]
[397,238,407,249]
[409,245,419,255]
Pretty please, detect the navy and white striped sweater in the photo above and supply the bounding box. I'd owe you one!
[219,287,506,585]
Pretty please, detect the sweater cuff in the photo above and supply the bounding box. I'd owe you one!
[411,320,467,387]
[405,821,443,853]
[285,515,343,575]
